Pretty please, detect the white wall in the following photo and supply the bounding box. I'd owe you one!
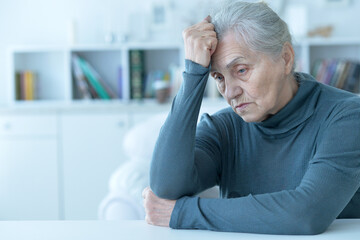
[1,0,360,105]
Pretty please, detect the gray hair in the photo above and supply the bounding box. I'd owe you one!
[211,1,292,59]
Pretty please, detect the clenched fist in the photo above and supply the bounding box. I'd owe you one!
[183,16,218,68]
[142,187,176,227]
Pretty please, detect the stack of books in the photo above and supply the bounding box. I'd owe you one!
[312,59,360,93]
[72,54,117,100]
[15,71,37,100]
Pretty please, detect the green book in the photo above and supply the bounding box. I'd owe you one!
[77,56,110,99]
[15,72,22,100]
[130,50,144,99]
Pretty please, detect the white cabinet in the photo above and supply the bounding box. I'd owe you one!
[0,100,227,220]
[0,114,59,220]
[61,112,130,220]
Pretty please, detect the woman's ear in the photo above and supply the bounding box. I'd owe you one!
[282,42,295,74]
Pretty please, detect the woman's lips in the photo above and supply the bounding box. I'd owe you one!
[235,103,251,112]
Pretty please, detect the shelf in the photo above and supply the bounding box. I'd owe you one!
[9,42,183,52]
[8,42,184,105]
[294,37,360,46]
[8,38,360,106]
[11,51,69,102]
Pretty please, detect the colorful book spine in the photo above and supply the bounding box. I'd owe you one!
[86,61,117,99]
[15,72,21,100]
[312,59,360,93]
[75,56,111,100]
[118,66,123,99]
[72,55,92,100]
[15,71,36,101]
[130,50,144,99]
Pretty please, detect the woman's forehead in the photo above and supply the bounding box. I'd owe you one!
[211,46,258,72]
[211,32,259,70]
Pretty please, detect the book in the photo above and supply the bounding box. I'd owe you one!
[28,71,35,100]
[117,66,123,99]
[15,72,21,100]
[315,60,328,83]
[72,55,92,99]
[311,59,360,93]
[86,61,117,99]
[15,71,36,101]
[336,61,351,89]
[311,60,322,78]
[74,55,111,99]
[129,50,145,99]
[330,60,344,87]
[324,59,337,86]
[343,63,360,93]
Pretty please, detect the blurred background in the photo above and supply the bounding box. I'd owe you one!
[0,0,359,221]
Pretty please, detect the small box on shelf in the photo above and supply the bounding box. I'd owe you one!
[128,48,181,102]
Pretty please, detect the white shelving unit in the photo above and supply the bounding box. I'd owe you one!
[8,37,360,107]
[293,37,360,78]
[8,42,184,105]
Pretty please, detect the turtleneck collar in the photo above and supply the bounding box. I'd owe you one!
[252,72,320,136]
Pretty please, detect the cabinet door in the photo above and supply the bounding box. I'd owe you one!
[0,138,59,220]
[61,113,129,220]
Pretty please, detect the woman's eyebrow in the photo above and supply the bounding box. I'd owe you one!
[211,56,246,72]
[226,56,246,69]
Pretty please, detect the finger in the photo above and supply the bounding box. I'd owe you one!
[197,22,215,31]
[145,215,152,225]
[204,15,212,23]
[203,37,218,52]
[142,186,150,198]
[209,38,218,55]
[199,30,217,39]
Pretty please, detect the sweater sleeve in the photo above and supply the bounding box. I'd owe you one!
[169,102,360,235]
[150,60,221,199]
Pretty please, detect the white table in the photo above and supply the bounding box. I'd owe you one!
[0,219,359,240]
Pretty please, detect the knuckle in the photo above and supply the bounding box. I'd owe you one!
[143,199,150,209]
[146,214,155,224]
[145,215,152,224]
[182,28,191,38]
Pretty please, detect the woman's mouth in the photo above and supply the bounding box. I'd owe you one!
[235,103,251,113]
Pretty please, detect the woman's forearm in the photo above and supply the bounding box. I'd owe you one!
[150,60,211,199]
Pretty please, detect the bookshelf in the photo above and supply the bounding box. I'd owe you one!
[293,38,360,84]
[8,38,360,106]
[8,42,183,105]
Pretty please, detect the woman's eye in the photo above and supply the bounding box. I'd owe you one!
[212,73,224,82]
[238,68,247,74]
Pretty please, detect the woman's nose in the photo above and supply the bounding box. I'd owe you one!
[224,79,243,100]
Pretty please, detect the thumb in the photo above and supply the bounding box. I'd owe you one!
[204,15,212,23]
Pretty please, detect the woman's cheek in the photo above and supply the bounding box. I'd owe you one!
[217,81,225,94]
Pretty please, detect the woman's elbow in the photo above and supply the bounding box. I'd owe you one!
[150,181,183,200]
[293,215,332,235]
[150,180,200,200]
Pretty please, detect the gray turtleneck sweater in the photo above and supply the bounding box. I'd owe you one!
[150,60,360,235]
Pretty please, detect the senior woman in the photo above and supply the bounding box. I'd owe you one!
[142,1,360,235]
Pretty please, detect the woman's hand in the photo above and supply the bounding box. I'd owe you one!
[142,187,176,227]
[183,16,218,68]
